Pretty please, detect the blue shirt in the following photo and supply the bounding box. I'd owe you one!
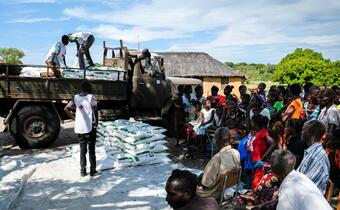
[297,142,330,195]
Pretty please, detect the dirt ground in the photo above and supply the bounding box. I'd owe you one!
[0,118,208,170]
[0,118,214,210]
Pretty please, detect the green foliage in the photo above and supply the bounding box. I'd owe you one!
[272,48,339,86]
[0,48,25,64]
[224,61,234,67]
[225,62,276,82]
[95,62,103,67]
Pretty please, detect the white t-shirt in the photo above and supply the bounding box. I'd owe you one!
[71,32,92,45]
[201,108,216,124]
[249,108,271,120]
[72,94,97,134]
[277,170,332,210]
[318,104,340,132]
[45,42,66,67]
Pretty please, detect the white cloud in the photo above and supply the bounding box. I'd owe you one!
[20,0,340,63]
[76,24,188,42]
[63,0,340,46]
[9,17,70,23]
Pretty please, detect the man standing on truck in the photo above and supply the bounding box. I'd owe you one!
[64,81,99,177]
[45,34,69,77]
[68,32,95,70]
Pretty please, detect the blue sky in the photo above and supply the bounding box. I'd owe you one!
[1,0,340,65]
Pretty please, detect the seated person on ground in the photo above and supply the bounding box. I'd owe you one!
[165,169,220,210]
[188,101,202,126]
[235,163,279,209]
[184,101,202,148]
[193,99,217,136]
[221,97,245,130]
[196,127,240,200]
[220,97,246,142]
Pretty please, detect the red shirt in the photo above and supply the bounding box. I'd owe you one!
[209,95,225,108]
[251,128,269,162]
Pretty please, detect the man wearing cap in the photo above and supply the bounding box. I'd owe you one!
[69,32,95,69]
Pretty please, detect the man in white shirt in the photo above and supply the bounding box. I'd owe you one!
[69,32,95,69]
[45,35,69,77]
[64,81,99,177]
[271,150,332,210]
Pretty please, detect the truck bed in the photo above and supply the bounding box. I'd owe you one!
[0,76,128,101]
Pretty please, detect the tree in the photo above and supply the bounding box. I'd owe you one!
[272,48,336,86]
[228,62,275,82]
[224,61,234,67]
[0,48,25,64]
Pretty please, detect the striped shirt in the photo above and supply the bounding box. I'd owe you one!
[303,102,320,120]
[297,142,330,195]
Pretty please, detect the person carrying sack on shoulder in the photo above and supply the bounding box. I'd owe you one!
[64,81,99,177]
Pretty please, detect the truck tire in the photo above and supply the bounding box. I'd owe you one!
[9,118,16,136]
[14,105,60,149]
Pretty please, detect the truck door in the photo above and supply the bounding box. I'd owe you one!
[131,62,171,109]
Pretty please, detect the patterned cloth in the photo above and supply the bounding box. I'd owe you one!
[254,172,279,192]
[297,142,330,195]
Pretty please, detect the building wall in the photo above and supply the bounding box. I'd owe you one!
[202,77,222,97]
[202,76,242,97]
[228,77,243,98]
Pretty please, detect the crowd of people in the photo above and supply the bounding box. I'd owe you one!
[167,82,340,209]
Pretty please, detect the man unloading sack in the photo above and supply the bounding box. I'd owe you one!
[69,32,95,69]
[44,34,69,77]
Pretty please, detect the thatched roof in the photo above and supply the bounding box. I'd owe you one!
[158,52,244,78]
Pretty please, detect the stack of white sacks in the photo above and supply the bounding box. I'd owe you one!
[69,119,171,171]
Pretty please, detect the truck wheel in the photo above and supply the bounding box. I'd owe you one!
[9,118,16,136]
[14,106,60,149]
